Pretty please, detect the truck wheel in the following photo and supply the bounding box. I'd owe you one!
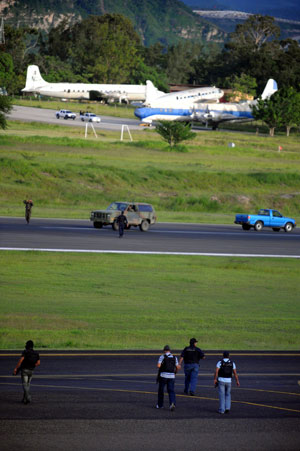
[139,220,149,232]
[254,221,263,231]
[284,222,293,233]
[56,114,59,119]
[112,220,119,231]
[93,222,103,229]
[272,228,280,232]
[242,224,251,230]
[64,116,68,120]
[81,118,84,122]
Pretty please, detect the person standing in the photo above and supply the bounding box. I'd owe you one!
[179,338,205,395]
[13,340,40,404]
[156,345,180,411]
[214,351,240,414]
[23,199,33,223]
[116,211,128,238]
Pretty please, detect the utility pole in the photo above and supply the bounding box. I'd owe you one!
[0,18,5,44]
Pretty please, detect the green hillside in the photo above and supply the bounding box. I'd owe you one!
[3,0,225,46]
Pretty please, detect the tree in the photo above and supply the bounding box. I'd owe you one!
[0,95,12,130]
[0,53,14,94]
[251,94,283,136]
[224,73,257,101]
[156,121,196,147]
[275,87,300,136]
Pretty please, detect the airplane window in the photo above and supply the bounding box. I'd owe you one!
[68,89,70,93]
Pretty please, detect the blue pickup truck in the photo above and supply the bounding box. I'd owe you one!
[235,209,296,232]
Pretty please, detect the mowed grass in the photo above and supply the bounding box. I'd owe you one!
[1,251,299,350]
[1,120,300,222]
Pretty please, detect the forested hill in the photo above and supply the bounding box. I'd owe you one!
[1,0,225,46]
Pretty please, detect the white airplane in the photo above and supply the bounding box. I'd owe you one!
[22,65,165,104]
[144,81,224,107]
[135,79,278,128]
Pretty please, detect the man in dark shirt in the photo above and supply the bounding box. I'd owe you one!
[23,199,33,223]
[179,338,205,395]
[116,211,128,238]
[13,340,40,404]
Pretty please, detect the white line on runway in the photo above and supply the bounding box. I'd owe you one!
[1,247,300,258]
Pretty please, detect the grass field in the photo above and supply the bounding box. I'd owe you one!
[1,251,299,350]
[1,120,300,222]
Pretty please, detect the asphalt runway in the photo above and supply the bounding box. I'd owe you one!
[1,217,300,257]
[8,105,142,131]
[0,351,299,450]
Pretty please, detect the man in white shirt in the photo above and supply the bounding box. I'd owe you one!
[156,345,181,411]
[214,351,240,414]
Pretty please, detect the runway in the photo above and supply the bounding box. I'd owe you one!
[1,217,300,257]
[8,105,142,131]
[0,351,299,450]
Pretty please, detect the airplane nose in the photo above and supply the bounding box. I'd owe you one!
[134,108,143,119]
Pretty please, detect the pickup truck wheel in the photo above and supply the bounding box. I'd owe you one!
[56,114,59,119]
[272,228,280,232]
[284,222,293,233]
[93,222,103,229]
[81,118,84,122]
[64,116,68,120]
[242,224,251,230]
[112,220,119,231]
[254,221,263,231]
[139,220,149,232]
[72,117,75,120]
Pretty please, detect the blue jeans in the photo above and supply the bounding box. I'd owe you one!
[184,363,199,393]
[157,377,176,407]
[21,369,33,402]
[218,380,231,413]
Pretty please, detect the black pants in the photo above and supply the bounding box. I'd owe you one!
[119,224,124,237]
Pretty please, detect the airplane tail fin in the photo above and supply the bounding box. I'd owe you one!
[22,65,47,92]
[144,80,165,106]
[261,79,278,100]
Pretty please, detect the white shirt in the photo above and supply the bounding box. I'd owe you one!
[216,358,236,383]
[158,352,178,379]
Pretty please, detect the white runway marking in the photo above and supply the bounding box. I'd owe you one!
[1,247,300,258]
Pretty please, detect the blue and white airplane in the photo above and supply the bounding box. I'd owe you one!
[135,79,278,128]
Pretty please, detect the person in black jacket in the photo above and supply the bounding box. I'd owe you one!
[179,338,205,395]
[13,340,40,404]
[116,211,128,238]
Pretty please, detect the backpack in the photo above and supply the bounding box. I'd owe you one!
[160,355,176,373]
[219,359,233,378]
[23,349,39,369]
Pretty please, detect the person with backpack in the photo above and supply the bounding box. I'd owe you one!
[156,345,180,411]
[13,340,40,404]
[214,351,240,414]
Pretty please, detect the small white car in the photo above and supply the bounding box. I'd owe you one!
[80,112,101,123]
[56,109,76,120]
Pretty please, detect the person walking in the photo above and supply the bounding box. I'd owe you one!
[179,338,205,395]
[23,199,33,223]
[13,340,40,404]
[214,351,240,414]
[116,210,128,238]
[156,345,180,411]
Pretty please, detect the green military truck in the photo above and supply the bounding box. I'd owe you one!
[90,202,157,232]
